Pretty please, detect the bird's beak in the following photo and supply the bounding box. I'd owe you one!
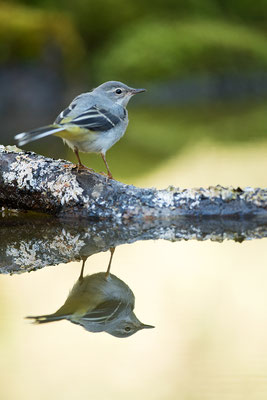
[140,323,155,329]
[131,88,146,95]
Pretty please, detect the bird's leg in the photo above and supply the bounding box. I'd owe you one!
[100,153,113,179]
[74,146,83,169]
[74,147,95,173]
[105,247,115,278]
[79,257,87,283]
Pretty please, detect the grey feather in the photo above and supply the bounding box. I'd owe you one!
[69,107,122,131]
[15,126,64,146]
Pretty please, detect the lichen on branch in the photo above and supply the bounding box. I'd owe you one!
[0,145,267,220]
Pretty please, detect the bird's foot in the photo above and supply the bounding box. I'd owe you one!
[74,164,95,173]
[99,171,114,180]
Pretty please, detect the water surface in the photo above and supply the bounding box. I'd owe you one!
[1,138,267,400]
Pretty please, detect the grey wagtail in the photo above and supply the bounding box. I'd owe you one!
[15,81,146,179]
[26,249,154,338]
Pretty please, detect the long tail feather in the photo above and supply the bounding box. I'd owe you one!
[26,314,67,324]
[15,125,64,146]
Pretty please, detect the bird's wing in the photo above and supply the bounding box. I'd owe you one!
[55,105,122,132]
[81,300,125,323]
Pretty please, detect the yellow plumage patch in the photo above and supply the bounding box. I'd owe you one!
[54,124,96,140]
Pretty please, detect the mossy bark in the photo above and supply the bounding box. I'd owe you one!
[1,145,267,221]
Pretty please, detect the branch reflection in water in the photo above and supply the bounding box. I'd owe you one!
[26,248,154,338]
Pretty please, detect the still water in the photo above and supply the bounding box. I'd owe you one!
[1,140,267,400]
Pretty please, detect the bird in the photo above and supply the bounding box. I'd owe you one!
[15,81,146,179]
[26,248,154,338]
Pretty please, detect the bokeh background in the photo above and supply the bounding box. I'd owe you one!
[2,2,267,400]
[1,0,267,182]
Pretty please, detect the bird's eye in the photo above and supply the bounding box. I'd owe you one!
[115,89,122,94]
[124,326,131,332]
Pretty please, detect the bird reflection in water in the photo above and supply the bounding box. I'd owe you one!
[27,248,154,338]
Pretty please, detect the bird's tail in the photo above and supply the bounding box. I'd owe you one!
[26,314,67,324]
[15,125,65,146]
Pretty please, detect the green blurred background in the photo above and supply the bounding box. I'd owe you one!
[2,4,267,398]
[1,0,267,181]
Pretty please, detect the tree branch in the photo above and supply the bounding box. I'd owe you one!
[1,145,267,220]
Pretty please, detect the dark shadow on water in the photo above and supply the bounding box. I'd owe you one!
[1,211,267,274]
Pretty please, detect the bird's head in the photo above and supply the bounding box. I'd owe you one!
[106,313,154,338]
[94,81,146,107]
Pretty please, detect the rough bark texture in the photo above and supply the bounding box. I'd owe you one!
[1,145,267,220]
